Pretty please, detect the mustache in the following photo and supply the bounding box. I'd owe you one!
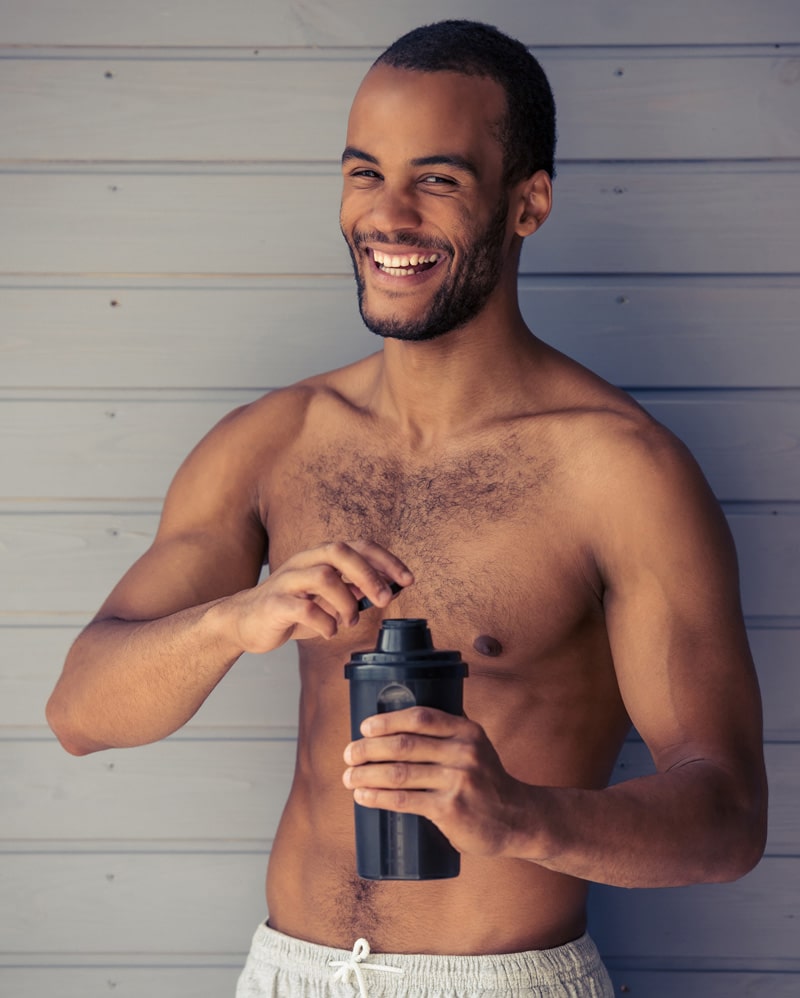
[352,229,454,256]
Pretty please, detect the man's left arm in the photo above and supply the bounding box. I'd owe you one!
[343,425,768,887]
[567,424,769,886]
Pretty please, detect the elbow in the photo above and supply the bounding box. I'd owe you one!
[712,789,769,883]
[732,812,768,881]
[45,692,107,756]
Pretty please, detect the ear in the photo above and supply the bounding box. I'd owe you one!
[513,170,552,238]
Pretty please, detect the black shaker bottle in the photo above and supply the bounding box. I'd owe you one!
[345,618,468,880]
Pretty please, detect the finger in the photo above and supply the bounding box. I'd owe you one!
[269,592,341,642]
[294,541,414,608]
[344,728,473,768]
[275,563,361,627]
[350,786,433,816]
[343,761,448,792]
[348,539,416,587]
[359,706,465,739]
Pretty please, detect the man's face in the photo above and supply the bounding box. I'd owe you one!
[340,65,515,342]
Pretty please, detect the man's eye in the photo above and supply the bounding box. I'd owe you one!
[351,169,380,180]
[422,175,454,185]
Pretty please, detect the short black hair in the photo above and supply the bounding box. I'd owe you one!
[374,20,556,183]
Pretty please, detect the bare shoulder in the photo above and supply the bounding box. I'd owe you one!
[554,386,738,597]
[174,354,378,487]
[574,397,715,516]
[531,351,705,501]
[526,350,732,571]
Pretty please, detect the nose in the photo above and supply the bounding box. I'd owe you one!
[369,183,422,235]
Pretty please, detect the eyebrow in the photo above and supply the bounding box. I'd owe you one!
[341,147,480,180]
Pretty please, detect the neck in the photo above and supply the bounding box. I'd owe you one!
[367,296,543,446]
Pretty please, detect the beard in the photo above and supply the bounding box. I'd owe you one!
[342,194,509,342]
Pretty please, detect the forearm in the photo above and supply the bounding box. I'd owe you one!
[513,761,767,887]
[47,540,414,756]
[46,599,242,755]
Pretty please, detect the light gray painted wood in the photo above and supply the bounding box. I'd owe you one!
[588,858,798,964]
[604,970,800,997]
[0,513,157,620]
[1,740,792,855]
[749,627,800,740]
[0,851,795,961]
[1,394,796,500]
[0,283,368,390]
[3,50,798,162]
[3,278,799,390]
[2,1,797,989]
[0,852,268,953]
[1,164,797,277]
[0,738,295,843]
[0,966,242,998]
[1,510,796,619]
[728,511,800,618]
[1,0,797,46]
[0,397,255,501]
[4,626,795,736]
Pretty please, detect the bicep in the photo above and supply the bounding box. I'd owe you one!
[95,411,268,623]
[596,433,763,774]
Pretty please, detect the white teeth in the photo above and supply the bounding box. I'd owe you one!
[372,249,440,272]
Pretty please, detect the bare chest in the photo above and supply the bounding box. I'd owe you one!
[266,440,594,657]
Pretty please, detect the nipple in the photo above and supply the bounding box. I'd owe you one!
[472,634,503,658]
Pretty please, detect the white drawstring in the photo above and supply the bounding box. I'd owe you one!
[328,938,404,997]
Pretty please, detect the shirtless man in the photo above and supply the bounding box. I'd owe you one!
[47,20,767,998]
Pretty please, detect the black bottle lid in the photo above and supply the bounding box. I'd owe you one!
[345,618,467,679]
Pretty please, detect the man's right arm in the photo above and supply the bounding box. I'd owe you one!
[46,401,412,755]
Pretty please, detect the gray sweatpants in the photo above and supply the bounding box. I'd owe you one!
[236,921,615,997]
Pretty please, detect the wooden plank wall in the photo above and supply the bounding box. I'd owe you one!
[1,2,798,995]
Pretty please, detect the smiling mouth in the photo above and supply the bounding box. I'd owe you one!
[371,248,441,277]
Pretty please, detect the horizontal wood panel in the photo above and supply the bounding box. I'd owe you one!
[604,970,800,997]
[1,394,797,501]
[3,277,799,390]
[588,858,798,963]
[0,850,794,961]
[0,966,241,998]
[6,626,796,737]
[2,739,793,854]
[2,0,797,46]
[0,397,253,500]
[0,510,795,619]
[0,514,157,619]
[1,165,797,277]
[0,851,267,954]
[1,738,295,843]
[0,283,367,390]
[3,51,799,162]
[729,512,800,618]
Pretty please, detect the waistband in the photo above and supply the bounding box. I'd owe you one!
[247,921,607,992]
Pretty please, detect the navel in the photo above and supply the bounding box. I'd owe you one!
[472,634,504,658]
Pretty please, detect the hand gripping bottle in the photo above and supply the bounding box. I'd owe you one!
[345,618,468,880]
